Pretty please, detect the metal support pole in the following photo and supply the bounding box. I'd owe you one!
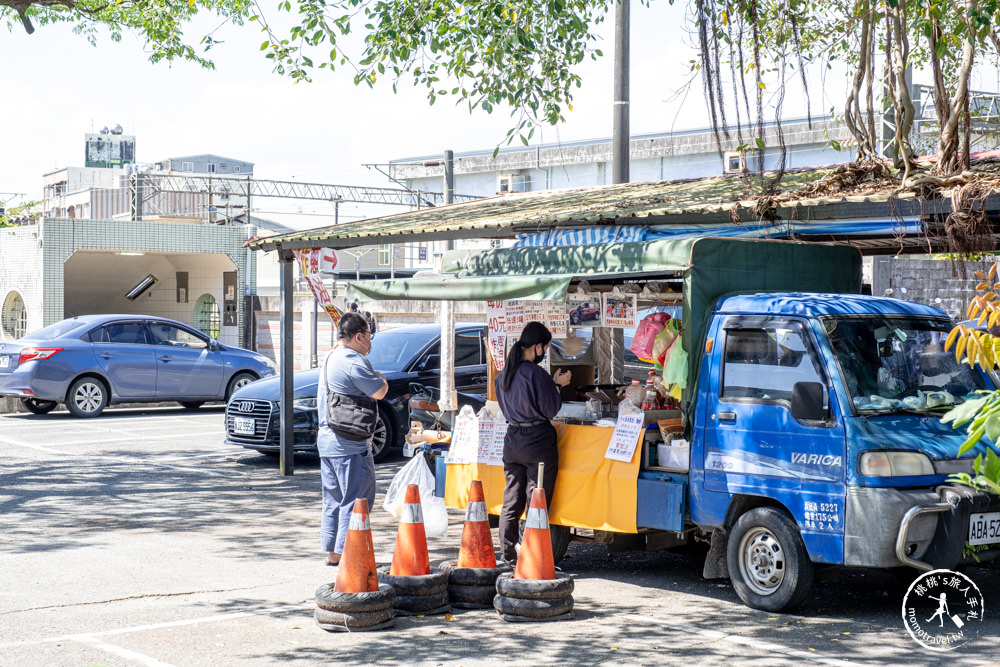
[439,300,457,413]
[444,150,455,251]
[278,250,295,475]
[312,293,318,368]
[612,0,630,185]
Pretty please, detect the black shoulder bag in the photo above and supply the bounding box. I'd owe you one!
[324,349,379,441]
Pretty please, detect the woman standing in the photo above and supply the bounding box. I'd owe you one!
[494,321,572,564]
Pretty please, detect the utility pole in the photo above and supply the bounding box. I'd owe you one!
[612,0,630,185]
[444,150,454,251]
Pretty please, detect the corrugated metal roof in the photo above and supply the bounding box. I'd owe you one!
[246,162,1000,253]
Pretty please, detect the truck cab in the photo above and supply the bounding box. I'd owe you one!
[693,293,1000,610]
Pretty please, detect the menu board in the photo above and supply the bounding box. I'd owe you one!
[487,422,508,466]
[486,300,507,370]
[505,300,525,335]
[523,300,546,325]
[447,411,478,464]
[476,419,496,464]
[546,301,567,338]
[604,413,645,462]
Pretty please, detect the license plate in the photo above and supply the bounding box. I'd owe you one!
[0,355,8,369]
[232,417,255,435]
[968,511,1000,546]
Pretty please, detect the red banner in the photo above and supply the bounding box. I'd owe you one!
[294,249,342,325]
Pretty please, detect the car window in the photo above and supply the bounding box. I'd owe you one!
[92,322,149,345]
[455,331,483,366]
[25,319,90,340]
[366,330,437,370]
[722,323,823,402]
[148,323,208,348]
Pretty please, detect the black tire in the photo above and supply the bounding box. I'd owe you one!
[447,584,497,606]
[225,372,257,400]
[726,507,815,612]
[377,567,448,596]
[313,605,394,628]
[440,560,503,587]
[371,409,393,463]
[493,593,574,619]
[179,401,204,410]
[495,572,575,600]
[315,583,395,613]
[66,377,108,418]
[20,398,57,415]
[257,450,280,458]
[394,589,450,613]
[517,522,571,564]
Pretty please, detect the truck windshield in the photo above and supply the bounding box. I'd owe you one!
[824,317,990,412]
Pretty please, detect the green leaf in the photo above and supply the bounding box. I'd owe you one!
[942,395,991,427]
[985,448,1000,483]
[755,137,766,150]
[985,413,1000,443]
[960,424,986,457]
[830,140,841,151]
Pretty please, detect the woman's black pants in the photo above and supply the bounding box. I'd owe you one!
[499,422,558,562]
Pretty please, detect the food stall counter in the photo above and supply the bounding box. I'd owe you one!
[444,423,641,534]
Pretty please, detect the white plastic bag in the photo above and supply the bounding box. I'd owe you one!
[382,454,449,538]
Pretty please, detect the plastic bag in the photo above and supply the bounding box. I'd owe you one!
[651,326,678,372]
[630,313,671,363]
[663,334,688,388]
[382,455,450,538]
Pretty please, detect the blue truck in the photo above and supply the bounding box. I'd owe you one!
[353,237,1000,611]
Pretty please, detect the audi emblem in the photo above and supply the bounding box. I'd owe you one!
[236,401,255,413]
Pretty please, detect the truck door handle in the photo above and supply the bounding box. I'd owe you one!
[717,411,737,422]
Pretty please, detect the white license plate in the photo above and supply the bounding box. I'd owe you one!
[0,355,8,369]
[232,417,255,435]
[968,511,1000,546]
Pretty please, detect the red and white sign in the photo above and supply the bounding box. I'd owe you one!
[294,248,342,325]
[486,300,507,371]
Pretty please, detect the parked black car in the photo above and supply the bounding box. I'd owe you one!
[224,324,488,461]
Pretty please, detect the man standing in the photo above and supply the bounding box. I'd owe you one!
[318,312,388,566]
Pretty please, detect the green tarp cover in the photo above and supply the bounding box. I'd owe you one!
[347,275,574,302]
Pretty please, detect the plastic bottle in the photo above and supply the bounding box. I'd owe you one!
[641,377,658,411]
[625,379,644,406]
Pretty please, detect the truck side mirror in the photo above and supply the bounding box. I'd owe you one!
[791,381,827,422]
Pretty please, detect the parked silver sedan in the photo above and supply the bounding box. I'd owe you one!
[0,314,275,417]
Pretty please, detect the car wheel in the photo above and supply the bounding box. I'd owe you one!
[66,377,108,418]
[371,410,393,463]
[225,372,257,400]
[179,401,204,410]
[727,507,815,612]
[20,398,57,415]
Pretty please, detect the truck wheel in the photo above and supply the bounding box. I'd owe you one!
[727,507,814,612]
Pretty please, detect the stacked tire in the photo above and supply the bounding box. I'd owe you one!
[314,583,396,632]
[494,572,574,622]
[440,559,511,609]
[377,567,451,615]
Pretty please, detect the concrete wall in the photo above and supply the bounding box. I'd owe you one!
[872,256,990,320]
[0,224,45,339]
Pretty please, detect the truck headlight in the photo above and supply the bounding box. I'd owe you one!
[859,451,935,477]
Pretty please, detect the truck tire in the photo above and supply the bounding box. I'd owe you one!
[493,593,574,619]
[440,560,507,587]
[727,507,814,612]
[314,606,394,629]
[377,567,448,597]
[447,583,497,606]
[495,572,575,600]
[315,583,395,613]
[394,590,451,614]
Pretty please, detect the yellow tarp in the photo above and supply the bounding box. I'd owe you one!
[444,423,641,534]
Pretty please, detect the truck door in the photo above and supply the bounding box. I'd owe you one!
[702,316,847,562]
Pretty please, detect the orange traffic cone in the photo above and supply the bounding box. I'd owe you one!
[457,480,497,569]
[334,498,379,593]
[389,484,431,576]
[514,488,556,580]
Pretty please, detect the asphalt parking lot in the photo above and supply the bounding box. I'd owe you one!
[1,406,998,666]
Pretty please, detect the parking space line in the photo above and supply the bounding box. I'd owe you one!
[623,614,857,666]
[2,603,313,649]
[71,636,176,667]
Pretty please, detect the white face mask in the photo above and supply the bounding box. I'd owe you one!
[358,332,372,356]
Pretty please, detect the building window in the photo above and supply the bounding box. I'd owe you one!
[378,244,391,266]
[1,291,27,340]
[723,150,746,174]
[207,163,217,173]
[194,294,221,339]
[182,162,194,172]
[234,166,241,173]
